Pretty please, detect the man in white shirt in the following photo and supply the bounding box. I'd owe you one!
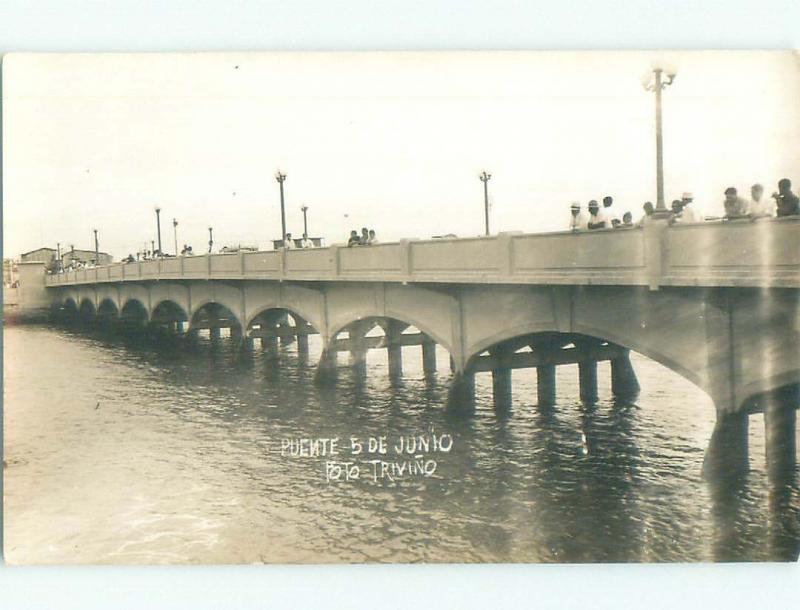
[678,192,702,223]
[569,202,588,231]
[300,233,313,248]
[748,183,773,218]
[283,233,295,249]
[587,200,609,229]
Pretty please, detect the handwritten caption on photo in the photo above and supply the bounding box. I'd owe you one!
[280,432,454,483]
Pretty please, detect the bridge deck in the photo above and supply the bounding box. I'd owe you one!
[45,217,800,289]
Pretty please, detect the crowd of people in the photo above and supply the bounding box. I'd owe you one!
[346,227,378,247]
[569,179,799,232]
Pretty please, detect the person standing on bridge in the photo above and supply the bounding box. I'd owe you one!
[367,229,378,244]
[569,202,588,231]
[637,201,655,226]
[602,196,620,228]
[748,183,772,219]
[679,192,702,223]
[347,230,360,247]
[774,178,800,217]
[587,200,609,229]
[723,187,749,219]
[283,233,295,249]
[300,233,313,248]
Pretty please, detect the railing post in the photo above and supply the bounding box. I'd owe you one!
[644,218,669,290]
[329,245,340,277]
[278,248,286,281]
[206,254,211,280]
[399,239,411,279]
[497,232,521,277]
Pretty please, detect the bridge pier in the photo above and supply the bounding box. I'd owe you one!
[447,369,475,415]
[385,321,404,378]
[703,411,749,480]
[611,350,640,398]
[764,386,798,479]
[314,348,338,384]
[262,334,279,358]
[422,340,437,376]
[349,321,370,377]
[537,365,556,407]
[209,327,222,340]
[578,360,598,404]
[492,366,513,414]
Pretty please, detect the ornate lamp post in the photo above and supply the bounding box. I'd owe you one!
[643,67,676,215]
[208,226,214,253]
[275,171,287,242]
[301,204,309,236]
[479,171,492,236]
[93,229,99,265]
[173,218,178,255]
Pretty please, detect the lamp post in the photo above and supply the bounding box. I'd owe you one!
[643,67,676,215]
[208,226,214,253]
[93,229,99,265]
[301,204,309,236]
[275,171,287,242]
[479,171,492,236]
[155,207,162,256]
[173,218,178,255]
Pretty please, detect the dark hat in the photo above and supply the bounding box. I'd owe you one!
[724,187,737,195]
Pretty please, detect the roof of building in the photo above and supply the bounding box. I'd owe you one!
[20,247,56,257]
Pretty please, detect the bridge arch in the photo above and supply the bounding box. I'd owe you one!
[328,313,455,359]
[151,299,189,325]
[120,298,149,327]
[189,300,243,335]
[97,298,119,323]
[465,321,705,392]
[78,298,96,322]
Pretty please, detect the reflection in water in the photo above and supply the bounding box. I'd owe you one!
[3,324,799,564]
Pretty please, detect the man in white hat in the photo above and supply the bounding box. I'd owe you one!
[569,202,588,232]
[678,192,702,223]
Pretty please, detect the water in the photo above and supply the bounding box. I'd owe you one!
[3,324,798,564]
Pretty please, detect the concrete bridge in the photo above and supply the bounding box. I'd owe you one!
[16,216,800,479]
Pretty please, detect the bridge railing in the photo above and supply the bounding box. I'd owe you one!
[45,216,800,289]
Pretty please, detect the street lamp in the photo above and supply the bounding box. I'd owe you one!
[173,218,178,256]
[301,204,309,236]
[275,170,287,242]
[208,226,214,253]
[93,229,99,265]
[643,67,676,214]
[155,206,162,256]
[479,171,492,236]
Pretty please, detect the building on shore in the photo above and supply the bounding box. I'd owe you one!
[19,246,113,271]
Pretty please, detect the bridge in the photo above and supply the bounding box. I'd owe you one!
[13,216,800,480]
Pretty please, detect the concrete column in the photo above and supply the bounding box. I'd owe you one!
[422,340,437,376]
[242,336,255,351]
[296,333,309,358]
[703,411,749,479]
[230,325,243,340]
[447,370,475,415]
[209,327,221,340]
[314,348,338,385]
[262,335,278,358]
[578,360,598,404]
[387,343,403,378]
[449,355,456,373]
[611,352,640,398]
[764,386,798,479]
[492,367,512,414]
[537,365,556,407]
[349,323,369,377]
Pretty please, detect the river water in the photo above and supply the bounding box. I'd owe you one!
[3,324,798,563]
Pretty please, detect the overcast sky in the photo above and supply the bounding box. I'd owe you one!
[3,50,799,258]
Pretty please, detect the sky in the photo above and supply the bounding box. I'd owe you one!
[3,50,799,258]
